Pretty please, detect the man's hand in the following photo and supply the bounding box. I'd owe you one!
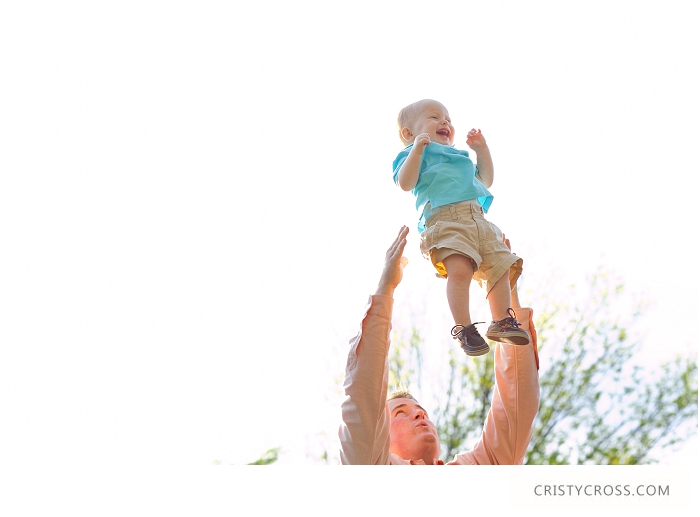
[503,233,511,251]
[502,232,522,307]
[466,128,487,152]
[376,226,409,296]
[411,133,431,155]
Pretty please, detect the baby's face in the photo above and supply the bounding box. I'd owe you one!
[406,101,455,146]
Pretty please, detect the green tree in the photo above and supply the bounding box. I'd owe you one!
[390,270,698,464]
[246,447,281,465]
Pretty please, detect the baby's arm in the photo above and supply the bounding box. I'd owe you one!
[467,129,494,188]
[396,133,431,191]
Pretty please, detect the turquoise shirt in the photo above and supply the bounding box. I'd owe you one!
[392,142,493,232]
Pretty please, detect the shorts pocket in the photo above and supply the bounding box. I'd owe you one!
[419,220,443,259]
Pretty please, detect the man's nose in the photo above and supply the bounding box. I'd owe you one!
[414,411,425,420]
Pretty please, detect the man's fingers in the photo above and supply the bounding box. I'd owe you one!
[502,233,512,251]
[388,226,409,255]
[395,229,408,255]
[396,226,409,243]
[395,226,408,244]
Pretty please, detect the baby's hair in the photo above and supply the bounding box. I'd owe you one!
[397,101,424,145]
[397,99,443,145]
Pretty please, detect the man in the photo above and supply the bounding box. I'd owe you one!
[339,226,540,464]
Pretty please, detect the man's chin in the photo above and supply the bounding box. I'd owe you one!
[416,439,440,459]
[417,431,439,444]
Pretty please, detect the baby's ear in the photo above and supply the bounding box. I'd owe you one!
[400,127,413,143]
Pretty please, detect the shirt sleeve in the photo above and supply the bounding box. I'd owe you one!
[338,295,394,465]
[448,307,540,465]
[392,147,412,185]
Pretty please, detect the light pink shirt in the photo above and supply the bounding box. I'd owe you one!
[339,294,540,465]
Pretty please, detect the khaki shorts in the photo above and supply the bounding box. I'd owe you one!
[419,200,523,294]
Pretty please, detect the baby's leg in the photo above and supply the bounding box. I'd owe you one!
[486,270,511,321]
[485,269,530,345]
[444,253,489,356]
[442,253,474,325]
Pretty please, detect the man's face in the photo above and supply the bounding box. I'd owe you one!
[387,398,440,462]
[406,101,455,146]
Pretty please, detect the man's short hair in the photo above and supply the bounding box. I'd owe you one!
[387,389,418,403]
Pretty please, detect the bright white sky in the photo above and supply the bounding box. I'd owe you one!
[1,0,698,474]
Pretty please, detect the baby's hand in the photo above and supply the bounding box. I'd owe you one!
[412,133,431,154]
[466,129,486,151]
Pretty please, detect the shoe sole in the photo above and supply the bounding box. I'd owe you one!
[461,344,490,357]
[485,332,530,346]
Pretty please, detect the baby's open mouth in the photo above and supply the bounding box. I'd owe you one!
[436,129,450,138]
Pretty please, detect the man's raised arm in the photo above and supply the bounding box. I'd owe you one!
[450,239,540,465]
[338,227,409,465]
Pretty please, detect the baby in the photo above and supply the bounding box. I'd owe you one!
[393,99,529,356]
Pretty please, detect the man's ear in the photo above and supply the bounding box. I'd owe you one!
[400,127,413,143]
